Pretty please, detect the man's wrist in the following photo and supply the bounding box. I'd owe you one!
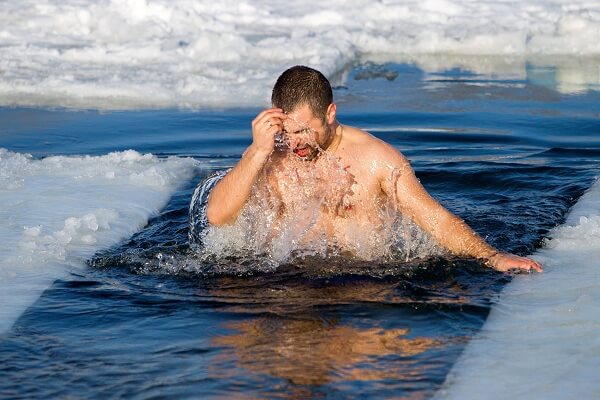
[481,248,499,265]
[245,144,272,164]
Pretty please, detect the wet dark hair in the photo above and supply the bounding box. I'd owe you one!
[271,65,333,122]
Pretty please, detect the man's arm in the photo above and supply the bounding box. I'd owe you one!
[384,150,542,273]
[206,108,286,226]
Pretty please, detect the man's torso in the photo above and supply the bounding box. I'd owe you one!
[256,126,399,254]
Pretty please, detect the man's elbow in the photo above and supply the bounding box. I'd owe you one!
[205,203,233,226]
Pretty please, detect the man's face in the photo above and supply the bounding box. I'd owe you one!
[281,104,332,161]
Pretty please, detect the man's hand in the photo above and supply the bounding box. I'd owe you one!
[251,108,287,157]
[206,108,287,226]
[487,252,543,273]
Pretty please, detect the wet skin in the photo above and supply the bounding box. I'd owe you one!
[206,104,543,273]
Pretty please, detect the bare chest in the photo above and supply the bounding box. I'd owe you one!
[269,157,382,219]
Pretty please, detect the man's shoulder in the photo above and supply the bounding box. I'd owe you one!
[342,125,407,164]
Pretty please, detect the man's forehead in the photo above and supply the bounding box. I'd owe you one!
[283,105,319,130]
[283,116,310,132]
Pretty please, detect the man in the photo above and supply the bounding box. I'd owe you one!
[206,65,542,273]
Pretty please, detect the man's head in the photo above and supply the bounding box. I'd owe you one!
[271,66,338,160]
[271,65,333,122]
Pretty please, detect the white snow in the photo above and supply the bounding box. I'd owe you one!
[436,178,600,400]
[0,148,198,333]
[0,0,598,109]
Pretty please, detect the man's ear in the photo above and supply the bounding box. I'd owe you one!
[326,103,337,124]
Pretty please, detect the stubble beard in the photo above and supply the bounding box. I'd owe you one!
[291,121,333,162]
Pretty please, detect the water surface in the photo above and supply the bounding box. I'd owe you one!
[1,61,599,399]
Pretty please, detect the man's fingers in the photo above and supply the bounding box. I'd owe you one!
[260,119,283,133]
[249,108,288,154]
[520,260,542,273]
[253,108,282,121]
[493,253,543,274]
[522,256,543,273]
[253,108,286,127]
[530,260,543,272]
[262,114,287,131]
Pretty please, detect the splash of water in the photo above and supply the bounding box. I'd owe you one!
[189,121,443,265]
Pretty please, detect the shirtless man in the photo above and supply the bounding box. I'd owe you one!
[206,65,542,273]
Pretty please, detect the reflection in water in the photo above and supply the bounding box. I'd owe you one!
[85,249,500,397]
[529,58,600,95]
[213,317,440,387]
[361,54,600,94]
[186,267,487,397]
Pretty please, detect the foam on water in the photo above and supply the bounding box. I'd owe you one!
[1,0,599,109]
[436,177,600,399]
[0,148,198,333]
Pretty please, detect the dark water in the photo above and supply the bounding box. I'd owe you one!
[1,62,599,399]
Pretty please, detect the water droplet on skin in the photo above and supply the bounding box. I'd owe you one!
[191,148,445,266]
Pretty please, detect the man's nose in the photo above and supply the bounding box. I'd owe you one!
[289,136,303,147]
